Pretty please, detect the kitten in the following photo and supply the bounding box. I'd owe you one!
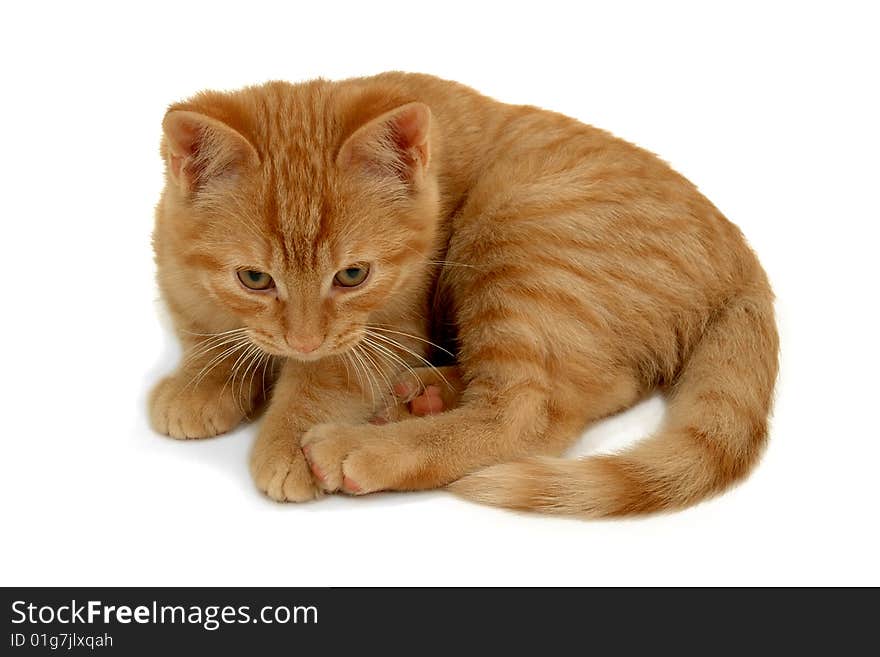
[150,73,778,517]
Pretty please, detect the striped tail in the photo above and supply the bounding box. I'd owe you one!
[449,284,779,517]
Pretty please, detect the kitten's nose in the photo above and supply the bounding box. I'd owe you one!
[287,334,323,354]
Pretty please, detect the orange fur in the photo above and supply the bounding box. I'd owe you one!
[150,73,778,517]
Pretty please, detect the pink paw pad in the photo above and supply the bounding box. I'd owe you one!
[410,385,444,416]
[342,476,362,494]
[302,445,325,482]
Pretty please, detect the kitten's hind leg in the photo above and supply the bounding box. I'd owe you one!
[373,365,465,423]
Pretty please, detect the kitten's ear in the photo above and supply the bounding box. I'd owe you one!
[162,110,259,193]
[337,102,431,186]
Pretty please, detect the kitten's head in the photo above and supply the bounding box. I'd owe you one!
[157,81,440,361]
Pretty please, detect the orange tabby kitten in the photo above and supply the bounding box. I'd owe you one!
[150,72,778,517]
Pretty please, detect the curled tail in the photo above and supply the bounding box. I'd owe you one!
[449,284,780,518]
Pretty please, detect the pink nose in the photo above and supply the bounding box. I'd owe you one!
[287,335,323,354]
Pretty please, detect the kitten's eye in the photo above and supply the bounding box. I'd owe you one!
[333,264,370,288]
[237,270,274,291]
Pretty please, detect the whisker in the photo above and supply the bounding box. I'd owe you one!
[346,351,367,402]
[351,345,375,404]
[367,325,455,359]
[221,343,260,412]
[238,345,265,412]
[360,336,421,394]
[398,242,483,270]
[423,259,481,270]
[351,344,379,407]
[365,329,453,391]
[182,327,250,338]
[183,329,252,365]
[358,341,395,401]
[260,353,273,401]
[238,344,264,414]
[184,339,246,368]
[186,338,251,392]
[340,353,352,390]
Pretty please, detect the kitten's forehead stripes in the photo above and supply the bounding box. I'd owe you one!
[251,84,341,272]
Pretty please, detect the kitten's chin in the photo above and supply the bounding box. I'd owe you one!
[286,351,325,363]
[286,342,354,363]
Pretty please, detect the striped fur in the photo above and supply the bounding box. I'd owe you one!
[150,73,778,517]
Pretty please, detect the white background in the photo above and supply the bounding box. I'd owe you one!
[2,1,877,586]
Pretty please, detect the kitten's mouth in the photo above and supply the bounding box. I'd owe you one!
[247,335,303,360]
[251,337,353,362]
[248,330,362,362]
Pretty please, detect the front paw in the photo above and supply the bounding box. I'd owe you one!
[250,433,320,503]
[149,373,247,439]
[301,424,419,495]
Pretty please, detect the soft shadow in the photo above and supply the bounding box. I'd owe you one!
[259,488,443,513]
[144,299,182,389]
